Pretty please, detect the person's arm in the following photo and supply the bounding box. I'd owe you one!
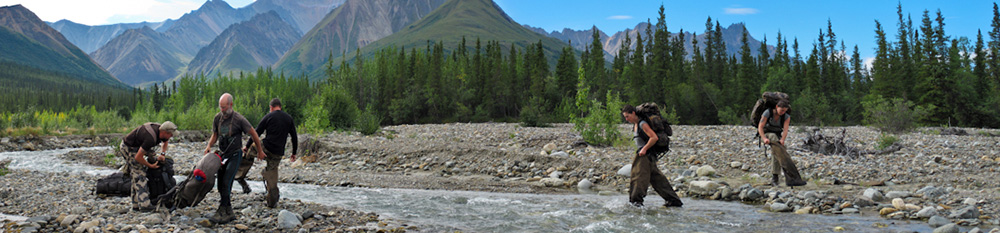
[758,117,769,144]
[246,115,268,150]
[249,127,265,160]
[204,132,217,154]
[135,147,159,169]
[157,141,168,161]
[290,119,298,161]
[780,115,790,145]
[639,122,657,156]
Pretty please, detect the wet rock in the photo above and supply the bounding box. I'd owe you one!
[918,186,947,200]
[842,208,859,214]
[770,203,791,212]
[929,215,951,227]
[863,188,885,202]
[740,188,764,201]
[696,166,716,177]
[617,164,630,176]
[719,186,733,200]
[794,206,814,214]
[948,206,980,219]
[916,207,939,218]
[278,210,302,229]
[577,179,593,190]
[885,191,912,199]
[933,223,959,233]
[688,181,720,196]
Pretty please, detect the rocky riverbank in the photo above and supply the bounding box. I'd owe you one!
[2,123,1000,232]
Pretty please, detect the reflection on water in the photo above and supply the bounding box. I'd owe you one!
[1,149,931,232]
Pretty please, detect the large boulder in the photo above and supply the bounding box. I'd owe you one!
[617,164,631,176]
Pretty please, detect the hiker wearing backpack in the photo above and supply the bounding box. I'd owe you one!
[116,121,177,212]
[203,93,266,224]
[756,99,807,187]
[236,98,298,208]
[621,103,683,208]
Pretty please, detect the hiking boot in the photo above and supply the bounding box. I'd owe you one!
[787,180,807,187]
[630,202,643,208]
[770,175,780,186]
[209,206,235,224]
[663,200,683,208]
[238,179,251,194]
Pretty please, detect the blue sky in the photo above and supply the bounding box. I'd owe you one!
[1,0,996,60]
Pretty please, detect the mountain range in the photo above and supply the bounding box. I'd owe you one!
[274,0,446,79]
[184,11,301,77]
[525,22,773,62]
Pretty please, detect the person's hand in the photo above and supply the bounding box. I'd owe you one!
[242,147,248,153]
[290,154,297,162]
[203,148,211,154]
[156,154,166,161]
[779,138,785,146]
[638,148,647,157]
[763,138,771,145]
[257,150,265,160]
[148,161,160,169]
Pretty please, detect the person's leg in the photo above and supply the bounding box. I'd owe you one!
[212,152,242,223]
[766,133,782,186]
[629,153,651,206]
[235,148,255,194]
[126,158,152,210]
[647,155,682,207]
[767,133,805,186]
[262,149,281,208]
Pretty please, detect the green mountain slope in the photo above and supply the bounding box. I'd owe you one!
[0,5,125,88]
[335,0,570,77]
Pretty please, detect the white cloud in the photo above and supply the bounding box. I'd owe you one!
[607,15,633,20]
[0,0,207,25]
[724,7,759,15]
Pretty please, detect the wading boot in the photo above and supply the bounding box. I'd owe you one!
[770,175,780,186]
[209,205,235,224]
[238,179,251,194]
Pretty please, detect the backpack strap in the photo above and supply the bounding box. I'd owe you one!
[142,123,157,141]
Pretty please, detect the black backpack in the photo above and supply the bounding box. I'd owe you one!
[95,172,131,197]
[636,103,672,149]
[147,157,176,205]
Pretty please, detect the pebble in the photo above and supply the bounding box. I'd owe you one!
[278,210,303,229]
[842,208,859,214]
[863,188,884,202]
[235,224,249,230]
[794,206,814,214]
[964,198,978,206]
[729,161,742,168]
[577,179,593,190]
[616,164,631,176]
[540,177,564,187]
[892,198,905,210]
[542,143,557,153]
[879,207,898,215]
[918,186,947,200]
[60,214,80,227]
[885,191,911,199]
[688,181,720,196]
[550,151,568,157]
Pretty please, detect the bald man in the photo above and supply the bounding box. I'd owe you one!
[203,93,265,224]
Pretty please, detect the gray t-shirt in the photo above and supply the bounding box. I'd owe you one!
[761,109,790,133]
[633,121,650,148]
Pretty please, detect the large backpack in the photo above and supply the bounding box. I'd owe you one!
[147,157,176,205]
[750,92,790,128]
[635,103,672,149]
[95,172,131,197]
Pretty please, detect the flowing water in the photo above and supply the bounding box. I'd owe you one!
[1,149,931,232]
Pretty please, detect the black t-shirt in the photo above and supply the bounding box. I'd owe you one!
[245,110,298,156]
[212,111,255,156]
[123,123,166,152]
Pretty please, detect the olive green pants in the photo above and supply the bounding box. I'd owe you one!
[236,146,283,207]
[766,133,805,186]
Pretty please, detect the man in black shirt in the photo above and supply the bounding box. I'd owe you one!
[203,93,265,224]
[237,98,298,208]
[117,121,177,212]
